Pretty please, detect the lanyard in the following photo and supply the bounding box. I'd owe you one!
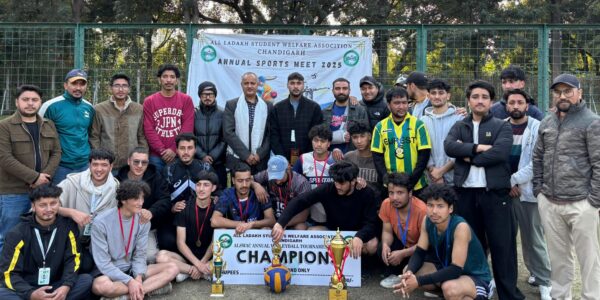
[433,216,452,267]
[118,208,136,260]
[395,201,412,247]
[313,153,328,186]
[195,201,211,241]
[90,193,99,215]
[276,172,293,208]
[34,228,57,266]
[236,196,251,222]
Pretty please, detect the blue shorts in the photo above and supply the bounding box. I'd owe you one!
[469,275,491,299]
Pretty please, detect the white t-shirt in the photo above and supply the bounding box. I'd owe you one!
[462,121,487,188]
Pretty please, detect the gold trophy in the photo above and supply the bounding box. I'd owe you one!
[210,240,226,297]
[324,228,351,300]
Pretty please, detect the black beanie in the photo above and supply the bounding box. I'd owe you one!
[197,81,217,97]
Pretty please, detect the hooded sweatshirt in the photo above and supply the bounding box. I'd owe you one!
[360,82,390,130]
[58,169,119,216]
[421,104,464,185]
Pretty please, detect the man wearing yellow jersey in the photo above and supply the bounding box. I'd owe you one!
[371,87,431,198]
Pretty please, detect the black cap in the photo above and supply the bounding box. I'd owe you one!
[404,71,428,87]
[197,81,217,97]
[551,74,580,89]
[359,76,378,87]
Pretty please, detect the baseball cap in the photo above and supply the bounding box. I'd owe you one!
[551,73,580,89]
[359,76,377,87]
[65,69,88,83]
[404,71,428,87]
[395,74,408,87]
[267,155,289,181]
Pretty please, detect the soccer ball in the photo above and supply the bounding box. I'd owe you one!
[264,264,291,293]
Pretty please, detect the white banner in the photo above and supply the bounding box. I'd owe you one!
[187,33,372,108]
[212,229,361,287]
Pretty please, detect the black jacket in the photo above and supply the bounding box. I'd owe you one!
[163,158,213,203]
[270,96,323,160]
[444,113,512,190]
[0,215,80,299]
[277,183,379,242]
[116,164,171,229]
[194,104,226,165]
[360,82,390,130]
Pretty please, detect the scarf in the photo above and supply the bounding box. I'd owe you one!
[227,93,268,157]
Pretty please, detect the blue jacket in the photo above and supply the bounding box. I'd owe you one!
[39,92,94,169]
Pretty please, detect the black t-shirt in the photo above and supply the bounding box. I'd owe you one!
[174,198,215,259]
[25,121,41,172]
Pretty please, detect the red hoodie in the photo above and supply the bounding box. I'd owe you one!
[143,91,195,156]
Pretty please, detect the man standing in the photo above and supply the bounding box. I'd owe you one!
[505,89,551,299]
[404,72,430,119]
[533,74,600,299]
[322,78,368,159]
[160,133,212,252]
[39,69,94,184]
[58,149,120,274]
[490,65,544,120]
[211,163,276,235]
[444,80,523,299]
[371,87,431,198]
[359,75,389,130]
[143,64,195,173]
[0,184,92,300]
[90,73,147,172]
[194,81,227,190]
[420,79,463,186]
[91,180,178,300]
[270,72,323,164]
[344,121,382,201]
[223,72,273,174]
[272,161,379,258]
[116,147,171,263]
[378,173,427,289]
[0,85,61,251]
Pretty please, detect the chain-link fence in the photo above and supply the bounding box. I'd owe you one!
[1,23,599,115]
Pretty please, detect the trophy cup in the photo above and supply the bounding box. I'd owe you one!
[324,228,351,300]
[210,240,226,297]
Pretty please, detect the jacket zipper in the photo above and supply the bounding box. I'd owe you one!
[205,110,211,153]
[550,117,563,200]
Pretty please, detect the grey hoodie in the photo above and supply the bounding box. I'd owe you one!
[421,105,464,185]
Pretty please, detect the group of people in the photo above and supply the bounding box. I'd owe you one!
[0,62,597,300]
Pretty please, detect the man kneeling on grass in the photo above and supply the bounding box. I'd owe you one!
[394,184,493,299]
[91,180,178,300]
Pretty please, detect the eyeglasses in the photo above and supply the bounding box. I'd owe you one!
[112,84,130,90]
[200,92,215,98]
[551,88,575,98]
[132,159,149,166]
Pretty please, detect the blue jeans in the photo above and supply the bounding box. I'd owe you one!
[149,155,166,174]
[52,164,88,185]
[0,194,31,252]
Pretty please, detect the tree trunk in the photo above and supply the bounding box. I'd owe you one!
[71,0,84,22]
[550,0,562,79]
[373,30,390,84]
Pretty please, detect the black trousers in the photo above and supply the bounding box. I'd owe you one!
[377,234,410,276]
[0,274,93,300]
[454,187,524,300]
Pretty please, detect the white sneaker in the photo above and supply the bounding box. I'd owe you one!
[528,274,538,285]
[175,273,189,283]
[423,291,441,298]
[539,285,552,300]
[379,274,401,288]
[100,296,129,300]
[148,282,172,297]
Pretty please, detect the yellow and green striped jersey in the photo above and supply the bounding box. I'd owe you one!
[371,113,432,190]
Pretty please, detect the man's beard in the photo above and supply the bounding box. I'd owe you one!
[335,94,349,103]
[509,110,526,119]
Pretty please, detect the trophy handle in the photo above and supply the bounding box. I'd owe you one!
[223,261,227,271]
[324,236,331,248]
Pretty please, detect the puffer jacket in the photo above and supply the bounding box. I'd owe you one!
[532,101,600,207]
[0,112,61,194]
[507,117,539,202]
[360,82,390,130]
[194,103,226,165]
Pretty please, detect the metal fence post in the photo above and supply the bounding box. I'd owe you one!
[74,23,85,69]
[537,25,550,111]
[416,25,427,72]
[185,23,194,75]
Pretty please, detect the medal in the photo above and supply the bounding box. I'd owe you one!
[196,240,202,248]
[118,208,136,264]
[195,200,212,249]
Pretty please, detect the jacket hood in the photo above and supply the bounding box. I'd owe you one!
[65,168,119,196]
[424,104,457,119]
[361,82,385,106]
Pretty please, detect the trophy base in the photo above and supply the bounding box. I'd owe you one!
[210,282,224,297]
[328,288,347,300]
